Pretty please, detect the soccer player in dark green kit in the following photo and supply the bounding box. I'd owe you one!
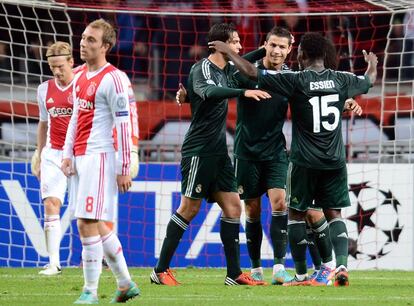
[208,32,378,286]
[230,26,294,284]
[150,23,270,286]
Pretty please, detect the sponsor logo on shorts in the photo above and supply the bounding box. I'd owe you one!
[237,185,244,195]
[195,184,202,193]
[291,197,299,204]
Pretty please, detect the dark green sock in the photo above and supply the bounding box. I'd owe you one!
[220,217,242,279]
[245,217,262,268]
[270,211,288,265]
[311,217,333,263]
[155,212,189,273]
[329,218,349,267]
[306,226,322,270]
[288,221,308,275]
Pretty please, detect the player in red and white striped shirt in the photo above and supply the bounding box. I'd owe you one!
[61,19,139,304]
[32,41,75,276]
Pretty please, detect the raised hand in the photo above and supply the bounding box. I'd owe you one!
[362,50,378,66]
[176,83,187,106]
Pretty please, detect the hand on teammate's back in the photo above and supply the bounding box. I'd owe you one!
[244,89,271,101]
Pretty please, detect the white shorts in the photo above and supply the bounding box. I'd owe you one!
[40,147,68,203]
[71,152,118,222]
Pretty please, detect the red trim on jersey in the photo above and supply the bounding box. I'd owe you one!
[110,71,122,94]
[121,122,130,175]
[96,152,105,220]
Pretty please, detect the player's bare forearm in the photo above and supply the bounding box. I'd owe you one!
[208,41,258,80]
[37,121,47,153]
[363,50,378,85]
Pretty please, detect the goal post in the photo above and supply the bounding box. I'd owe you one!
[0,0,413,270]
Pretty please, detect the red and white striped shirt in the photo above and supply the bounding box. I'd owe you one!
[63,63,132,175]
[37,78,74,150]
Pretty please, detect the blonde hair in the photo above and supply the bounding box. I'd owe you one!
[88,18,116,52]
[46,41,73,60]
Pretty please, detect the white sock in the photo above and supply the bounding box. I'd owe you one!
[251,267,263,274]
[102,232,131,288]
[322,260,335,270]
[336,265,348,273]
[81,236,103,295]
[273,264,285,274]
[44,214,61,267]
[296,273,308,281]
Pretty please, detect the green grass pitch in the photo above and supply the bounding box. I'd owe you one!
[1,268,414,305]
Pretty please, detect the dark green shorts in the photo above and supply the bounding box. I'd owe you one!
[287,163,350,211]
[181,155,237,202]
[235,150,288,200]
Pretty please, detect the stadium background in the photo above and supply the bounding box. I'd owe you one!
[0,0,413,271]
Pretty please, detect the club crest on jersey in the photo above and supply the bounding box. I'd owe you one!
[67,92,73,105]
[47,97,54,104]
[87,82,96,96]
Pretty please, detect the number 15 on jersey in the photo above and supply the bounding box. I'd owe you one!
[308,94,340,133]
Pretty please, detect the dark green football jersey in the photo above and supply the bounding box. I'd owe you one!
[233,62,289,161]
[258,69,372,169]
[181,58,245,157]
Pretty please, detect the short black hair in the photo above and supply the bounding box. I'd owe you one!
[208,23,237,53]
[266,26,292,45]
[299,32,326,61]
